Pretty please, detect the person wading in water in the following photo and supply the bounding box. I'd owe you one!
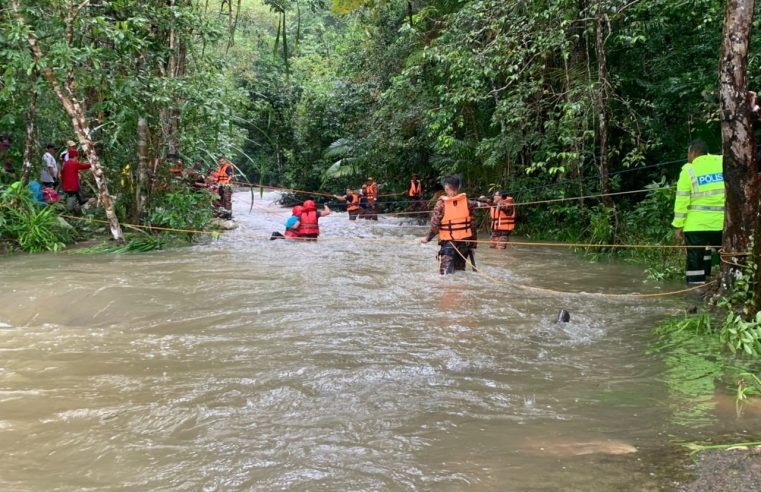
[420,175,479,275]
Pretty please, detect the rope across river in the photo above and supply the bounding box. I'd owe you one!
[59,199,729,300]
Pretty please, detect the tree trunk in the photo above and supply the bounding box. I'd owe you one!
[718,0,759,298]
[595,4,612,209]
[595,2,618,240]
[161,0,184,158]
[21,82,37,185]
[11,0,124,243]
[136,117,150,221]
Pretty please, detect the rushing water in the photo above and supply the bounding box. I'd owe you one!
[1,192,759,491]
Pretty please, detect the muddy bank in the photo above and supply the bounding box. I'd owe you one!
[681,446,761,492]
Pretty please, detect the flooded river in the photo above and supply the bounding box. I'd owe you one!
[1,192,758,490]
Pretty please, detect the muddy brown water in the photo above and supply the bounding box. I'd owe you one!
[1,192,759,490]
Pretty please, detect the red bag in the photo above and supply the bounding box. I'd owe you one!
[42,187,60,204]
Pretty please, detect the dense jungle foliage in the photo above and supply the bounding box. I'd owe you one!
[1,0,759,267]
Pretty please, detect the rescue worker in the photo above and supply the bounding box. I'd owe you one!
[213,157,234,218]
[359,184,370,219]
[167,154,184,178]
[409,174,423,210]
[672,139,725,285]
[420,175,479,275]
[298,200,331,240]
[365,177,379,220]
[489,191,516,249]
[332,188,361,220]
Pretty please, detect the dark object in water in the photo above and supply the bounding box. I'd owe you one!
[270,232,285,240]
[555,309,570,323]
[687,305,699,314]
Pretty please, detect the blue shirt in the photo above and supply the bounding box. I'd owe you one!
[285,216,299,230]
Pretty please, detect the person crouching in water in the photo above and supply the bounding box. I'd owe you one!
[489,192,516,249]
[420,175,479,274]
[298,200,331,241]
[332,188,361,220]
[271,205,303,240]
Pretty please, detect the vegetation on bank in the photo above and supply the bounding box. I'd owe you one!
[0,2,758,324]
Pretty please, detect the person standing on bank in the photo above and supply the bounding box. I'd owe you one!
[40,144,59,188]
[214,157,234,218]
[672,139,725,285]
[60,148,91,211]
[420,175,479,275]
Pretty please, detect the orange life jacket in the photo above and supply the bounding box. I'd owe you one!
[490,204,516,232]
[285,228,300,239]
[299,210,319,236]
[216,162,233,185]
[367,183,378,200]
[409,180,422,198]
[439,193,473,241]
[347,193,360,212]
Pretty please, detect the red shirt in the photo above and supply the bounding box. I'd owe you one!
[60,159,91,192]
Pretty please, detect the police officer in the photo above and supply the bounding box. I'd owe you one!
[672,139,724,285]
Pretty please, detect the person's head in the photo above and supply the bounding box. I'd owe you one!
[411,174,418,179]
[687,139,709,163]
[493,190,508,202]
[303,200,316,211]
[361,184,367,193]
[68,148,78,159]
[292,205,303,216]
[346,187,353,195]
[45,144,55,152]
[367,177,374,183]
[443,175,461,197]
[66,140,76,149]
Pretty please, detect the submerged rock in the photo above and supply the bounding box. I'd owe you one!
[529,439,637,456]
[210,218,238,231]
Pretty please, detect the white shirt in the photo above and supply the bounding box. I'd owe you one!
[40,152,58,183]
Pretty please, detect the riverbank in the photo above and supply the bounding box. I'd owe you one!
[682,446,761,491]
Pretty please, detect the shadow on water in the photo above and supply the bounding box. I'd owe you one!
[0,191,760,490]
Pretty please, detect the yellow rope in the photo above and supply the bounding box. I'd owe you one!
[61,213,721,298]
[59,214,727,250]
[448,241,716,299]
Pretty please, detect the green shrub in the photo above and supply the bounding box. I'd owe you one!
[148,189,214,232]
[0,182,76,253]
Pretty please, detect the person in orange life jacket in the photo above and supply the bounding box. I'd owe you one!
[332,188,362,220]
[420,175,479,275]
[365,177,379,220]
[488,191,516,249]
[271,205,303,240]
[298,199,331,240]
[357,184,370,219]
[213,156,234,216]
[408,174,424,211]
[60,149,91,211]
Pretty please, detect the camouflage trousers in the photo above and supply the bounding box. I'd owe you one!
[490,231,511,249]
[219,185,233,212]
[438,241,476,275]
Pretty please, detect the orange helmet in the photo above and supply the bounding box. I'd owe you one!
[303,200,316,211]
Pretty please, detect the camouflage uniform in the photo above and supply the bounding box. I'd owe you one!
[490,201,515,250]
[425,196,479,275]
